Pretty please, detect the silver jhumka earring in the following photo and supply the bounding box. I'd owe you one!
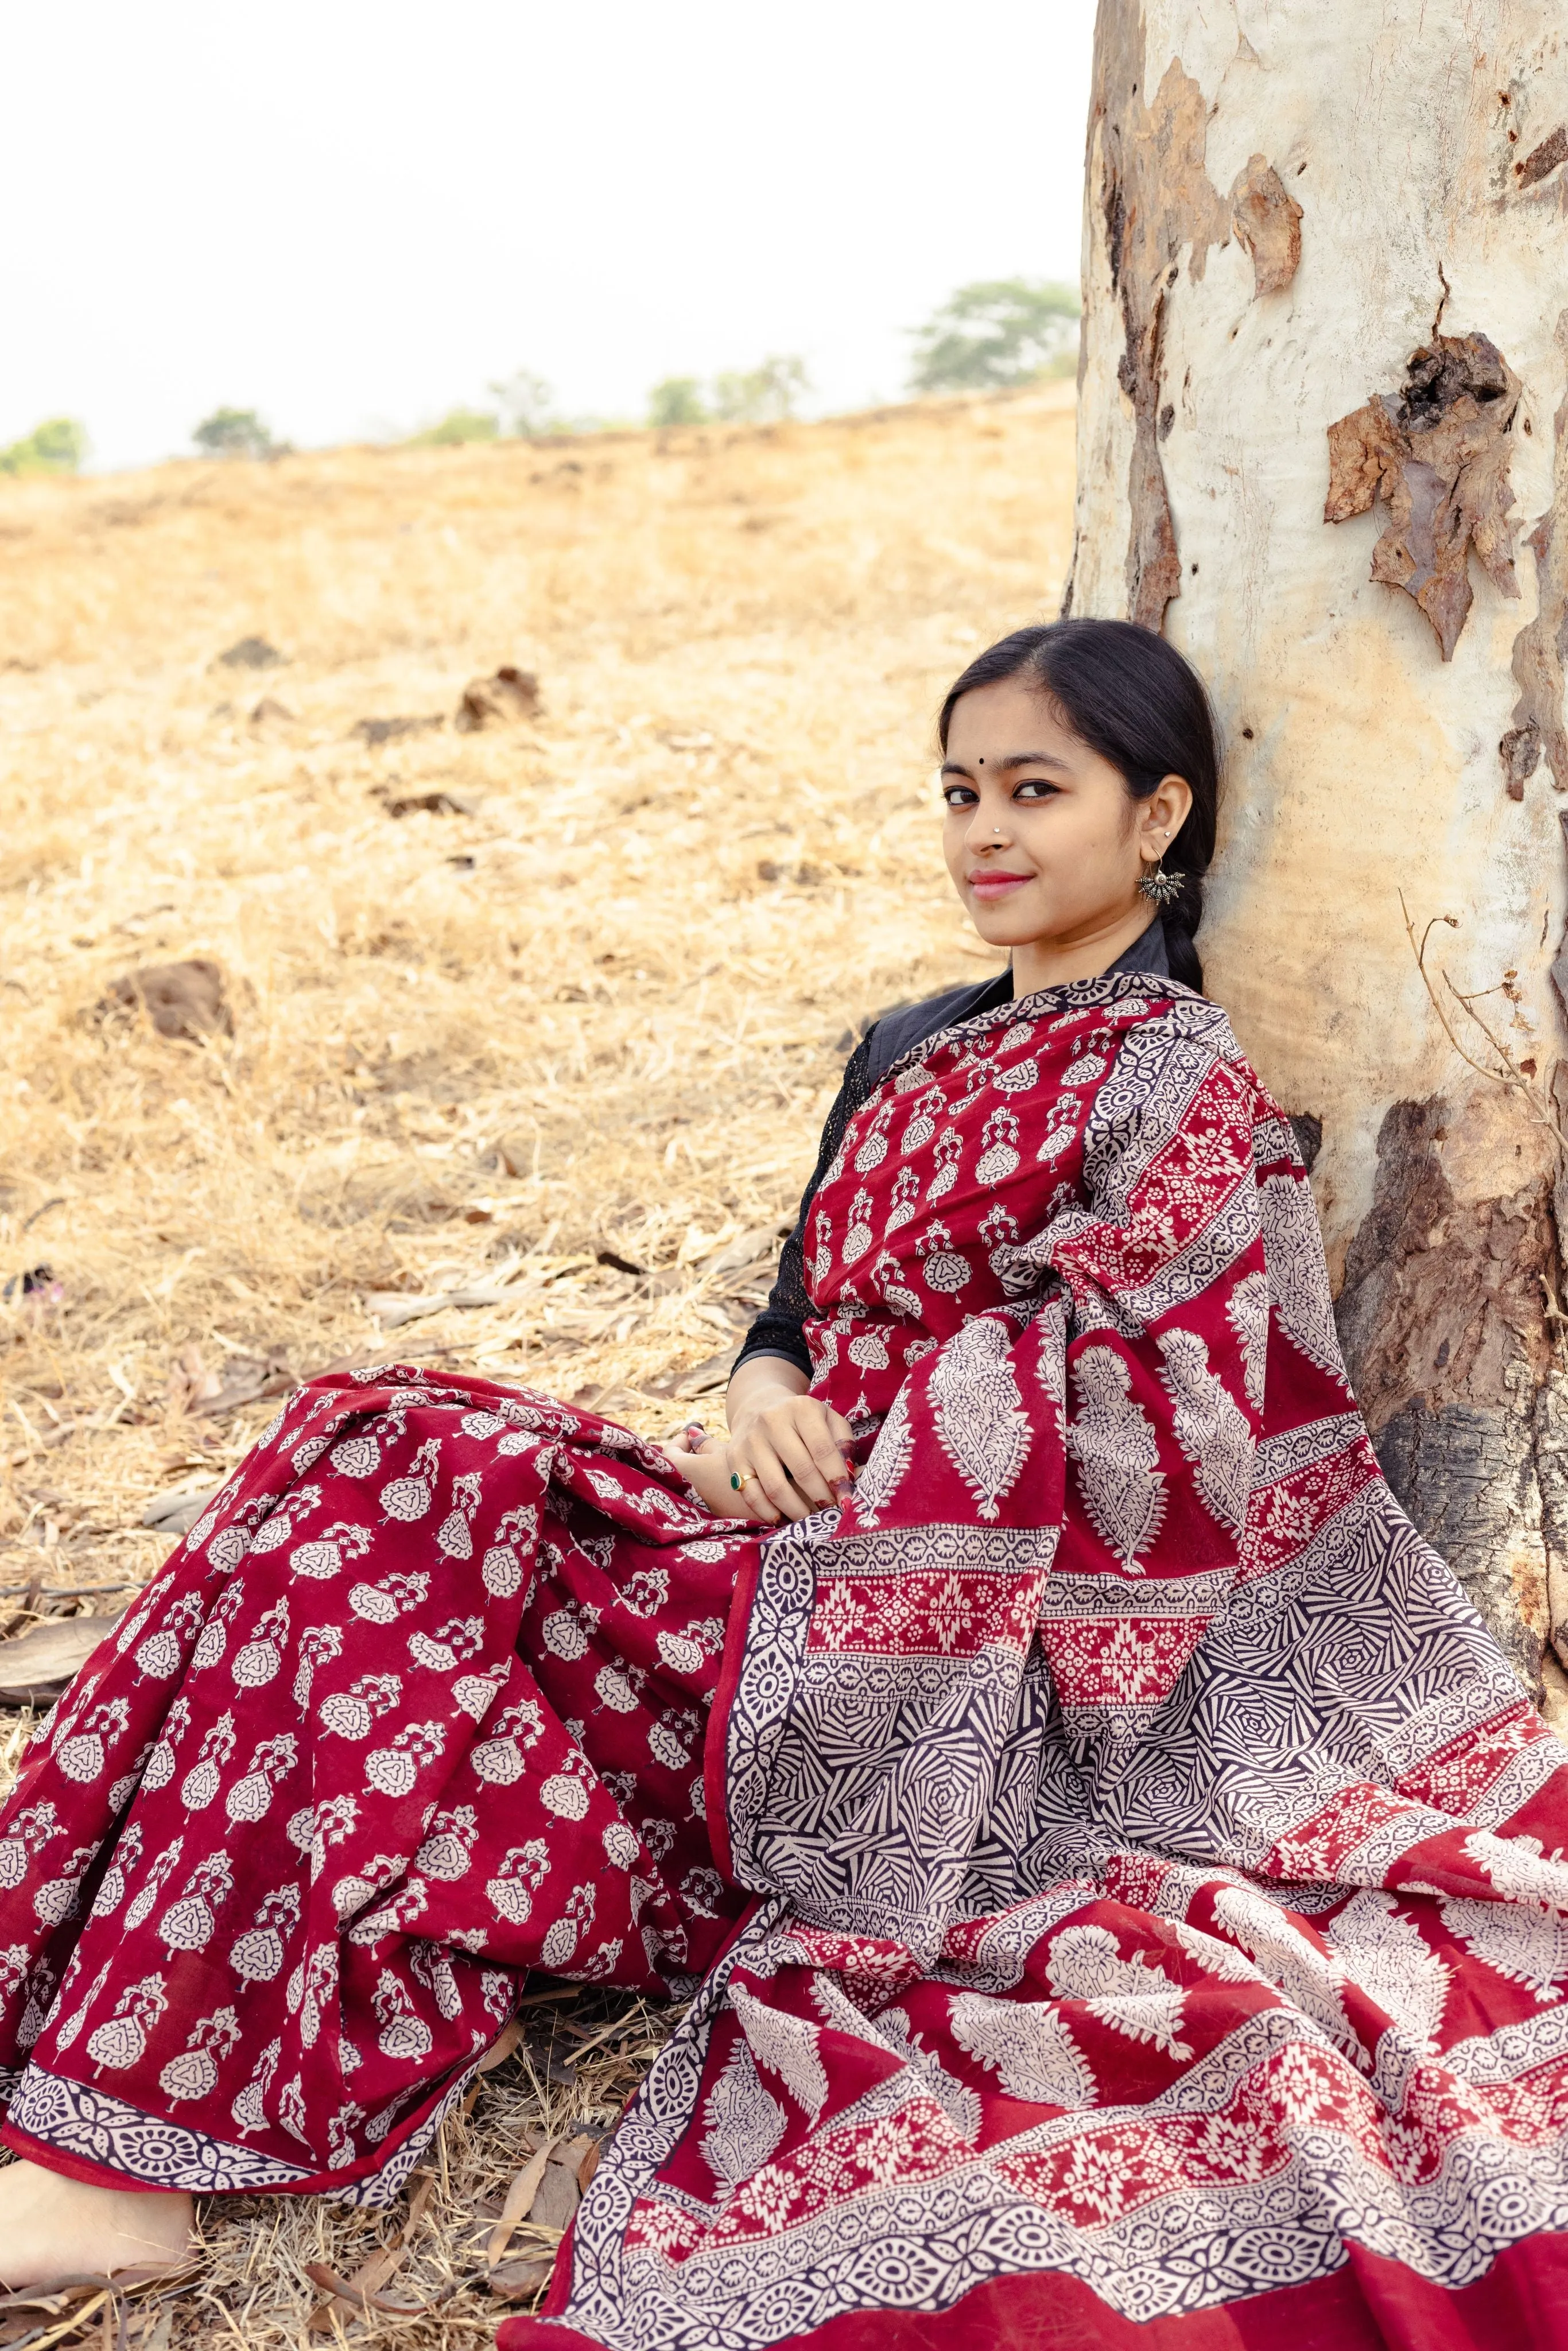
[1138,851,1186,906]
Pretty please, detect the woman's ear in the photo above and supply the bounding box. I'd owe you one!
[1146,773,1194,847]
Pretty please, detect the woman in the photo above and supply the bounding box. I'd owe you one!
[2,621,1567,2348]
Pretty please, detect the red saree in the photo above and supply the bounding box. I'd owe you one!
[0,1378,751,2198]
[3,972,1568,2348]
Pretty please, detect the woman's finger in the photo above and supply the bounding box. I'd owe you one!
[742,1431,812,1522]
[763,1417,840,1510]
[781,1400,855,1493]
[724,1445,783,1524]
[766,1391,851,1485]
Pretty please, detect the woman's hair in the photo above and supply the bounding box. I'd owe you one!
[937,618,1220,992]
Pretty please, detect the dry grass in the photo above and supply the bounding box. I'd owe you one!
[0,383,1076,2343]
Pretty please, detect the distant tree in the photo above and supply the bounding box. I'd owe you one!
[413,408,500,448]
[907,278,1080,394]
[711,354,811,423]
[192,406,277,459]
[0,417,87,478]
[647,377,708,428]
[489,370,558,438]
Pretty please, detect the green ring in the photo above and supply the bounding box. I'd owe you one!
[730,1473,742,1491]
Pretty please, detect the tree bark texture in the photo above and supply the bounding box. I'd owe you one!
[1069,1,1568,1701]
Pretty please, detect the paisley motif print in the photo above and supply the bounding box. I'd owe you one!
[1066,1347,1166,1570]
[0,1372,747,2201]
[1156,1325,1255,1537]
[929,1316,1033,1523]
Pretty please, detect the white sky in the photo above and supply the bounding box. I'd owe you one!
[2,0,1093,473]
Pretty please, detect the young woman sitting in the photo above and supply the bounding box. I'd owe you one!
[1,620,1565,2351]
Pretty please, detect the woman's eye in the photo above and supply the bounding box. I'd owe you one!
[942,786,977,808]
[1014,780,1058,802]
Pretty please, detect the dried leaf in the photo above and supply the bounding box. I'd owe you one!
[487,2139,557,2269]
[138,1481,221,1534]
[486,2255,556,2301]
[476,2016,523,2074]
[0,1617,120,1706]
[401,2167,437,2239]
[529,2159,581,2232]
[7,2291,109,2351]
[305,2241,406,2334]
[301,2260,430,2319]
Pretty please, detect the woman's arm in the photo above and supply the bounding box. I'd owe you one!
[667,1031,880,1523]
[730,1029,880,1386]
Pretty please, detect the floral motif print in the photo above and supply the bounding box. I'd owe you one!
[0,1374,747,2200]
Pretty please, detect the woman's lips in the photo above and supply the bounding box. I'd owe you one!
[967,869,1033,897]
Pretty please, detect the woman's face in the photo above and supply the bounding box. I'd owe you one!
[940,676,1191,967]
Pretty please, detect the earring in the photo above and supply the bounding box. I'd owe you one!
[1139,855,1186,907]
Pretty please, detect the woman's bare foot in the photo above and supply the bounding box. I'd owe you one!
[0,2159,194,2292]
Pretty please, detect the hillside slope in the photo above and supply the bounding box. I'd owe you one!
[2,386,1076,1531]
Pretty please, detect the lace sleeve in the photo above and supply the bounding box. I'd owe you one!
[732,1032,880,1380]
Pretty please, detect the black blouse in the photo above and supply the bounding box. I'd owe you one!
[733,920,1173,1381]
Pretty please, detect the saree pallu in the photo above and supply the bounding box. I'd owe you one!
[500,975,1568,2349]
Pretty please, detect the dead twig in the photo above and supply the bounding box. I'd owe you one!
[1402,895,1568,1326]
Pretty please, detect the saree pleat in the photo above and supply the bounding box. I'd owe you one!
[0,1376,748,2199]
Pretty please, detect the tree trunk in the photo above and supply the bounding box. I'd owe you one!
[1068,0,1568,1704]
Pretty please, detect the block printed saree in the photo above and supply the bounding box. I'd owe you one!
[2,971,1568,2346]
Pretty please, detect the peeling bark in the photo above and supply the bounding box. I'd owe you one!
[1084,18,1228,630]
[1506,311,1568,794]
[1518,125,1568,189]
[1335,1096,1559,1692]
[1230,155,1302,297]
[1325,334,1522,661]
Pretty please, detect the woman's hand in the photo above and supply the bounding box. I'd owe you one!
[660,1359,857,1525]
[662,1410,855,1524]
[663,1356,856,1526]
[662,1428,759,1520]
[726,1391,855,1523]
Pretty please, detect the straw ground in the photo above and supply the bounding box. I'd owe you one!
[0,386,1076,2344]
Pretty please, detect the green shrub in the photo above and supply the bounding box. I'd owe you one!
[412,408,501,448]
[192,407,277,459]
[908,279,1080,394]
[711,355,810,423]
[647,378,709,428]
[0,417,87,478]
